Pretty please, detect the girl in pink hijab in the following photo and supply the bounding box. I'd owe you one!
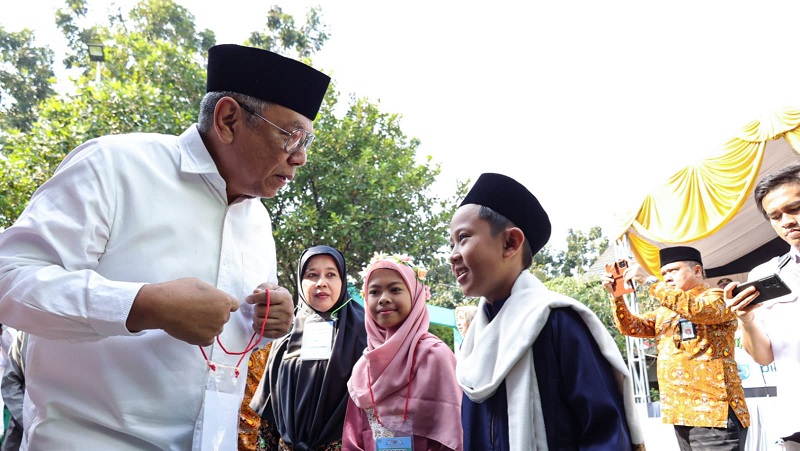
[343,253,463,451]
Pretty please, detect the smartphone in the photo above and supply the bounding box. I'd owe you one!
[731,274,792,304]
[605,260,634,297]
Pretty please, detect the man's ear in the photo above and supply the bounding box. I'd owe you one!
[214,97,240,144]
[503,227,525,258]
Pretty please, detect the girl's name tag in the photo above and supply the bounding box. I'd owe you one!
[376,436,413,451]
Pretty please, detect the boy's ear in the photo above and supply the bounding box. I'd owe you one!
[502,227,525,258]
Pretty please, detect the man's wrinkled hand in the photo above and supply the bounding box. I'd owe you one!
[130,278,239,346]
[247,283,294,338]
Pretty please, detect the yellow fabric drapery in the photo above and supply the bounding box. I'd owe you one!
[616,108,800,277]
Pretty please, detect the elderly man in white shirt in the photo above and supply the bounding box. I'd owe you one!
[0,44,329,450]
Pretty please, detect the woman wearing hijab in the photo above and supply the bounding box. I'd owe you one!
[251,245,367,451]
[343,253,463,451]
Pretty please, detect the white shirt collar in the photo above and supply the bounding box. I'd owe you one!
[178,125,219,175]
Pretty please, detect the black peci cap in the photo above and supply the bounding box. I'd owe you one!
[460,173,551,255]
[659,246,703,268]
[206,44,331,120]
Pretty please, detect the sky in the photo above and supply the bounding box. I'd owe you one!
[6,0,800,249]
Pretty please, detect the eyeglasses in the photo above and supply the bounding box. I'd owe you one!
[236,101,315,153]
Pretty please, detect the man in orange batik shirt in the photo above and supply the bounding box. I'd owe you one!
[602,246,749,451]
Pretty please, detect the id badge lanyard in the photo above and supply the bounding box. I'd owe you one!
[299,314,334,361]
[299,298,352,361]
[366,353,416,451]
[196,292,271,450]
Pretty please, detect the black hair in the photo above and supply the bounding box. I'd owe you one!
[754,163,800,218]
[478,206,534,269]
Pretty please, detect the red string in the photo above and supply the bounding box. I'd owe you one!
[366,346,417,426]
[367,366,383,426]
[199,290,271,377]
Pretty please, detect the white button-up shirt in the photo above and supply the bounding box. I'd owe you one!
[0,126,276,450]
[747,248,800,438]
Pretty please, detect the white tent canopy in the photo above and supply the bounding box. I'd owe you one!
[611,108,800,278]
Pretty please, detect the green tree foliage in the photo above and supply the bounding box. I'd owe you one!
[429,323,455,350]
[0,0,462,306]
[1,1,629,352]
[533,226,626,355]
[0,26,56,134]
[0,0,207,225]
[267,91,462,291]
[562,226,608,276]
[531,243,560,280]
[532,226,608,279]
[543,275,626,354]
[246,6,329,59]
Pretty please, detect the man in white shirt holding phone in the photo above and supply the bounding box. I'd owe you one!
[726,163,800,449]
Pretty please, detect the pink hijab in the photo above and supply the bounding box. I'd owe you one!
[348,258,463,449]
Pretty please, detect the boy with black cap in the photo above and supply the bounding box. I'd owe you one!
[0,45,329,449]
[602,246,749,450]
[451,173,644,450]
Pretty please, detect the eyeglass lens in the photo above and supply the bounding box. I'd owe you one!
[287,131,305,151]
[237,100,314,152]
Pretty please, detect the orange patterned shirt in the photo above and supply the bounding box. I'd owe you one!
[612,283,749,428]
[238,343,272,451]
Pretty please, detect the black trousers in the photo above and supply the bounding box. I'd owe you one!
[673,407,747,451]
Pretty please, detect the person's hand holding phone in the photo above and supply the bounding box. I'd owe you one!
[603,260,634,297]
[602,259,651,298]
[731,274,791,301]
[726,274,792,319]
[724,280,763,323]
[601,260,647,297]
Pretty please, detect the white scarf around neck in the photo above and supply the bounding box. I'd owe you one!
[456,271,644,450]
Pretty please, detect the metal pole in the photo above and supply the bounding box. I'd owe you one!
[613,236,650,406]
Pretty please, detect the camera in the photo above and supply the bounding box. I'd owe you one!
[605,259,634,297]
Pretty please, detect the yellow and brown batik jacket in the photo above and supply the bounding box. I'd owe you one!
[612,283,750,428]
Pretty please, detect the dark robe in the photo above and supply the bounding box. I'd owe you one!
[462,300,632,450]
[258,246,368,450]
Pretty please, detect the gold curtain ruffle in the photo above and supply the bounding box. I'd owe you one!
[619,107,800,277]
